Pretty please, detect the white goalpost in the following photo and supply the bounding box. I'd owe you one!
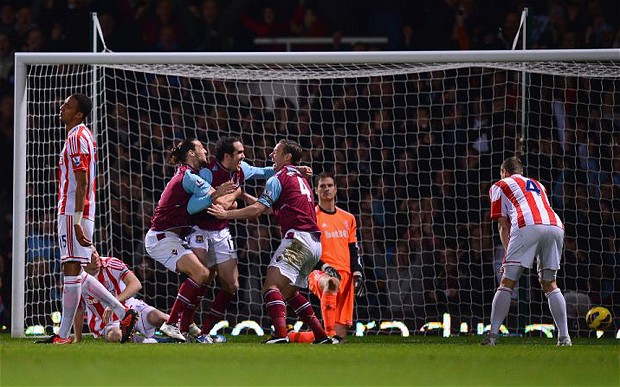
[13,49,620,338]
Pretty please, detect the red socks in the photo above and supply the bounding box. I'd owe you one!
[264,289,288,338]
[201,290,234,334]
[287,292,328,341]
[168,278,206,332]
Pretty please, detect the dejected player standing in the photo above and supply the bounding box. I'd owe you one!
[208,140,339,344]
[289,171,364,343]
[38,94,138,344]
[481,157,571,346]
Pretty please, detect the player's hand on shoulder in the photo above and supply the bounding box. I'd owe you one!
[296,165,313,177]
[353,272,365,297]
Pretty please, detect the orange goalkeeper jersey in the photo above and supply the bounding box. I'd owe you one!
[315,205,357,273]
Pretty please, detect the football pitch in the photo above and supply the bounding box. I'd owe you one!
[1,334,618,386]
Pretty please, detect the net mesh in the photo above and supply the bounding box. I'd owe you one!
[21,59,619,336]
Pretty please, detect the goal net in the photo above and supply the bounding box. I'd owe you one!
[13,51,619,338]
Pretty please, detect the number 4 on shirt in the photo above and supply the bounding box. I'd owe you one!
[525,179,541,195]
[297,176,312,202]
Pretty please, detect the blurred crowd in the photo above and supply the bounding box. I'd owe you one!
[1,0,619,332]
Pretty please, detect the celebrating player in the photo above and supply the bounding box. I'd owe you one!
[37,94,138,344]
[73,247,168,343]
[144,138,234,343]
[186,137,276,337]
[288,171,364,343]
[481,157,571,346]
[187,136,312,338]
[208,140,339,344]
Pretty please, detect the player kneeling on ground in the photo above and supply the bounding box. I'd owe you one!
[73,247,169,343]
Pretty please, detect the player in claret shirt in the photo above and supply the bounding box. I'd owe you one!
[144,138,234,343]
[187,136,312,339]
[208,140,339,344]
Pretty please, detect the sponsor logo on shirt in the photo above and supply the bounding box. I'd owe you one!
[72,156,81,166]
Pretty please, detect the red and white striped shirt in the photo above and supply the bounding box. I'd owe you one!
[489,174,563,229]
[82,257,130,337]
[57,124,97,219]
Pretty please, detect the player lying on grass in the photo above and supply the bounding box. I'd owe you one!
[73,247,169,343]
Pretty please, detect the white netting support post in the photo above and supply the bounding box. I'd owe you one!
[12,56,28,337]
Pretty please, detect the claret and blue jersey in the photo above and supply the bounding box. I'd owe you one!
[257,165,320,236]
[191,160,275,230]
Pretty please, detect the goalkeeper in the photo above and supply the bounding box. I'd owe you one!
[289,172,364,342]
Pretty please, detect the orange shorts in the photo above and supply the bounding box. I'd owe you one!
[308,269,353,327]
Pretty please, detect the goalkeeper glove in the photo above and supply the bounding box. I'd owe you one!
[322,264,341,280]
[352,272,365,297]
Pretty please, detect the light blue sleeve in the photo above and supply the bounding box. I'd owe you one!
[199,168,213,184]
[183,170,215,215]
[257,175,282,208]
[182,170,211,195]
[241,161,275,181]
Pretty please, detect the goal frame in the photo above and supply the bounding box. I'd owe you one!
[12,49,620,337]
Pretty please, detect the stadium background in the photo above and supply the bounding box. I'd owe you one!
[1,0,619,336]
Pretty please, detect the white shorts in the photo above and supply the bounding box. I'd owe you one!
[504,225,564,272]
[270,230,322,289]
[57,215,94,265]
[102,298,157,340]
[126,298,157,338]
[187,227,238,268]
[144,229,193,272]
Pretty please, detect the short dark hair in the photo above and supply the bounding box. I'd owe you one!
[278,139,303,164]
[501,156,523,175]
[169,138,198,165]
[215,136,241,161]
[315,171,335,186]
[70,93,92,120]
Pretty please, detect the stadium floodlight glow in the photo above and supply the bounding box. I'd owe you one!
[12,49,620,338]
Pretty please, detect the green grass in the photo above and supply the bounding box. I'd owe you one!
[1,334,618,386]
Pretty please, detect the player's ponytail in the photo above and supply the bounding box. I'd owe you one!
[168,138,197,165]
